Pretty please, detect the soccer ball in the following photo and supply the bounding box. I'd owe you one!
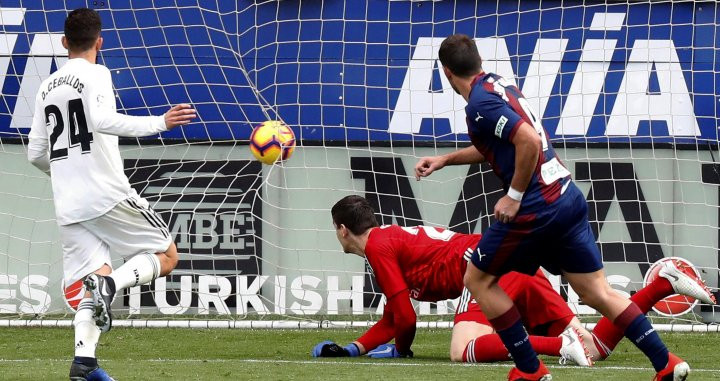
[249,120,296,165]
[643,257,701,316]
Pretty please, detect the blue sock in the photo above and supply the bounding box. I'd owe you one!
[614,303,669,371]
[489,306,539,373]
[73,356,97,368]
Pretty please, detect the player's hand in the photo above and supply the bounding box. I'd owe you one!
[414,156,446,180]
[311,341,360,357]
[164,104,196,130]
[494,195,521,223]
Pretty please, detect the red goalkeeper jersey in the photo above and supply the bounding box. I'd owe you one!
[365,225,481,302]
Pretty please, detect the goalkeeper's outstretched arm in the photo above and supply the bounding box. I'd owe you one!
[312,291,416,358]
[354,302,398,354]
[356,289,417,357]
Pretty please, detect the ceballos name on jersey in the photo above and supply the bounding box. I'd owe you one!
[41,73,84,100]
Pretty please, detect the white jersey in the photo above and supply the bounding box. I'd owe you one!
[27,58,167,225]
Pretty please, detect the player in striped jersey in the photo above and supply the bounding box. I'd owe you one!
[415,34,700,380]
[312,196,715,369]
[27,8,195,381]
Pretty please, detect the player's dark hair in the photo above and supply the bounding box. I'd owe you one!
[64,8,102,52]
[438,33,482,77]
[331,195,379,236]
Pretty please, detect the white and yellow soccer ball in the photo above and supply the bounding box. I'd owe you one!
[249,120,296,165]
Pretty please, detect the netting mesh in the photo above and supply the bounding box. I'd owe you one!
[0,0,718,326]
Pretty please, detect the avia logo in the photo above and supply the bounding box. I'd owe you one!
[390,12,700,137]
[0,7,67,129]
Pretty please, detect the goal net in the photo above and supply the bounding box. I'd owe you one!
[0,0,718,329]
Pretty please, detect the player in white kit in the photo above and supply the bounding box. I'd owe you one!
[27,8,196,380]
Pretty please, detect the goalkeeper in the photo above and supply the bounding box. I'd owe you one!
[312,195,716,363]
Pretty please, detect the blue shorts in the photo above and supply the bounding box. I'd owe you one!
[471,182,603,276]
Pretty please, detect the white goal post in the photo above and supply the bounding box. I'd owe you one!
[0,0,718,331]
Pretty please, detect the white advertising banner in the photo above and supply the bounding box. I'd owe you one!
[0,144,718,321]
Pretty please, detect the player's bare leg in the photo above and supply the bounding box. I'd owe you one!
[464,265,550,380]
[564,269,688,379]
[449,321,493,362]
[154,242,179,276]
[463,265,513,322]
[70,264,114,381]
[573,259,716,362]
[85,243,178,332]
[564,270,630,319]
[452,316,591,366]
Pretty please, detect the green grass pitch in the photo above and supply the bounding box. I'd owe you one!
[0,328,718,380]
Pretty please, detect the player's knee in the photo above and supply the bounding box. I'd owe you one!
[463,270,493,293]
[575,288,611,310]
[166,243,179,268]
[449,334,470,362]
[576,325,592,339]
[463,270,480,290]
[449,335,466,362]
[167,254,178,272]
[573,288,596,306]
[463,274,485,296]
[462,272,475,290]
[594,350,609,361]
[158,242,178,275]
[449,345,465,362]
[568,280,598,305]
[566,271,619,309]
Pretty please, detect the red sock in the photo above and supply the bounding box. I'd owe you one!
[631,277,673,312]
[529,336,562,356]
[462,334,508,362]
[591,278,674,358]
[462,334,561,363]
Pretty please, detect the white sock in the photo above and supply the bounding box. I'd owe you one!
[109,253,162,290]
[74,298,100,358]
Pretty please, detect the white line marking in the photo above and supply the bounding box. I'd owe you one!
[2,320,718,332]
[0,358,718,373]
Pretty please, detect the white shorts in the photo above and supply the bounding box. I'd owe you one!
[59,195,172,285]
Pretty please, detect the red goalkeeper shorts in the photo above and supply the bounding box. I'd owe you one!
[454,270,575,336]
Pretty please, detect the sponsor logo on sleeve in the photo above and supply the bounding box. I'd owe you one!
[495,115,508,138]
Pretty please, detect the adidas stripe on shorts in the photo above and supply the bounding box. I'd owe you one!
[59,195,171,286]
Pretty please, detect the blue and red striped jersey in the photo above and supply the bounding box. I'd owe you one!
[465,72,571,214]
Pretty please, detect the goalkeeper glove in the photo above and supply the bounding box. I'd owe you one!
[311,341,360,357]
[366,344,413,359]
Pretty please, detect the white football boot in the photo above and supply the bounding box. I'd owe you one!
[658,259,717,305]
[559,326,593,367]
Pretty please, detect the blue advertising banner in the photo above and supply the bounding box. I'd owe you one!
[0,0,717,143]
